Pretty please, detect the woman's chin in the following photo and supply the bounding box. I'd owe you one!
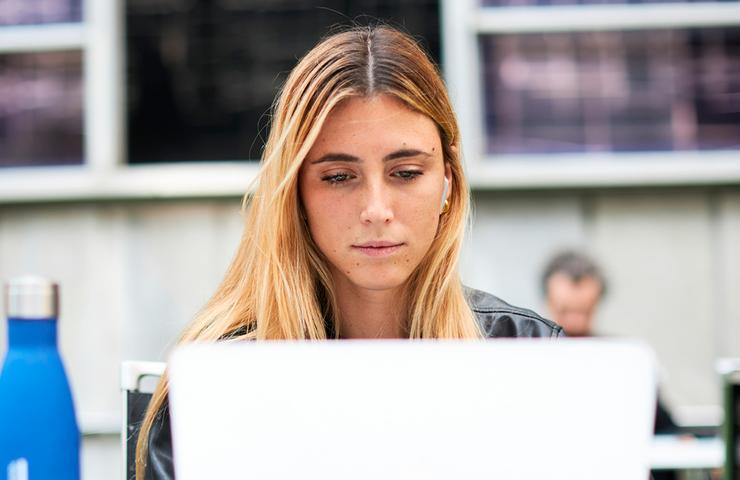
[344,271,410,293]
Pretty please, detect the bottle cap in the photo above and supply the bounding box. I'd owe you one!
[4,276,59,319]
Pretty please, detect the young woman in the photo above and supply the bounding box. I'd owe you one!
[136,25,564,480]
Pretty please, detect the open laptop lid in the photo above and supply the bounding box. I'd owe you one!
[168,340,656,480]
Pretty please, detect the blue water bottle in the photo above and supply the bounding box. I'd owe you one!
[0,277,80,480]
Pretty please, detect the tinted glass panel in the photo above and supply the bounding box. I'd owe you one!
[482,29,740,155]
[0,0,82,26]
[0,51,83,167]
[126,0,440,164]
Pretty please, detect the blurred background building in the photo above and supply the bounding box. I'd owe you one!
[1,0,739,477]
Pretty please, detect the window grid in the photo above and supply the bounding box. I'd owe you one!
[442,0,740,188]
[2,0,740,202]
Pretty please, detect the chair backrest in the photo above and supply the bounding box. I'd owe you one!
[121,361,166,480]
[718,358,740,480]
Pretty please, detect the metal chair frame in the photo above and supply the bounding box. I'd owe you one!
[121,361,166,480]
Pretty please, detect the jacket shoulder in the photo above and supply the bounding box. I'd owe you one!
[464,287,565,338]
[145,399,176,480]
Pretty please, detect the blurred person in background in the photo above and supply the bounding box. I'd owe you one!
[541,250,606,339]
[542,250,681,480]
[135,25,564,480]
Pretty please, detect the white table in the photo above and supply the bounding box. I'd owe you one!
[650,435,724,470]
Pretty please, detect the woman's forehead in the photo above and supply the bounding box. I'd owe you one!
[328,94,417,121]
[308,94,441,156]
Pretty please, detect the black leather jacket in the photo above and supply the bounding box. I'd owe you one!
[143,288,564,479]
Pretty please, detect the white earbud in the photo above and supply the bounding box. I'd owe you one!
[440,177,449,211]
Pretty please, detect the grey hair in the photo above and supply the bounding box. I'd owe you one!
[541,250,607,298]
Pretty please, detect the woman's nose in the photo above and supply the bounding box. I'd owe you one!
[359,181,394,225]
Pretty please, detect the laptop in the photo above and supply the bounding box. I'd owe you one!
[168,339,656,480]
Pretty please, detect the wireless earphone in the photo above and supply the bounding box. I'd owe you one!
[440,177,449,211]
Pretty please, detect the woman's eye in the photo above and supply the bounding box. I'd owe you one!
[393,170,423,181]
[321,173,355,184]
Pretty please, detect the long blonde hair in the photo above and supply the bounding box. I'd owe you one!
[135,25,481,478]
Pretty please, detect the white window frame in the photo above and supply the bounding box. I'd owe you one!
[0,0,260,204]
[1,0,740,204]
[441,0,740,189]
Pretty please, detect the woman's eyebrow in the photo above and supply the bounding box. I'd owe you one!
[310,149,431,165]
[310,153,359,164]
[383,149,432,161]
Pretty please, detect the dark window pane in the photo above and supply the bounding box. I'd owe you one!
[481,29,740,155]
[0,51,83,167]
[126,0,440,164]
[0,0,82,26]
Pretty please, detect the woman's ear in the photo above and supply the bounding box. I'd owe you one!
[444,150,454,202]
[440,160,453,214]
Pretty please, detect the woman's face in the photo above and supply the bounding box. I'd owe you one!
[299,94,451,294]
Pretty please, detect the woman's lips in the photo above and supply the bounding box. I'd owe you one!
[352,242,404,257]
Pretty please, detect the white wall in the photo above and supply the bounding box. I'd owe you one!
[462,188,740,416]
[1,188,739,478]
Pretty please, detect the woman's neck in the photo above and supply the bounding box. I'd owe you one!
[333,281,406,339]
